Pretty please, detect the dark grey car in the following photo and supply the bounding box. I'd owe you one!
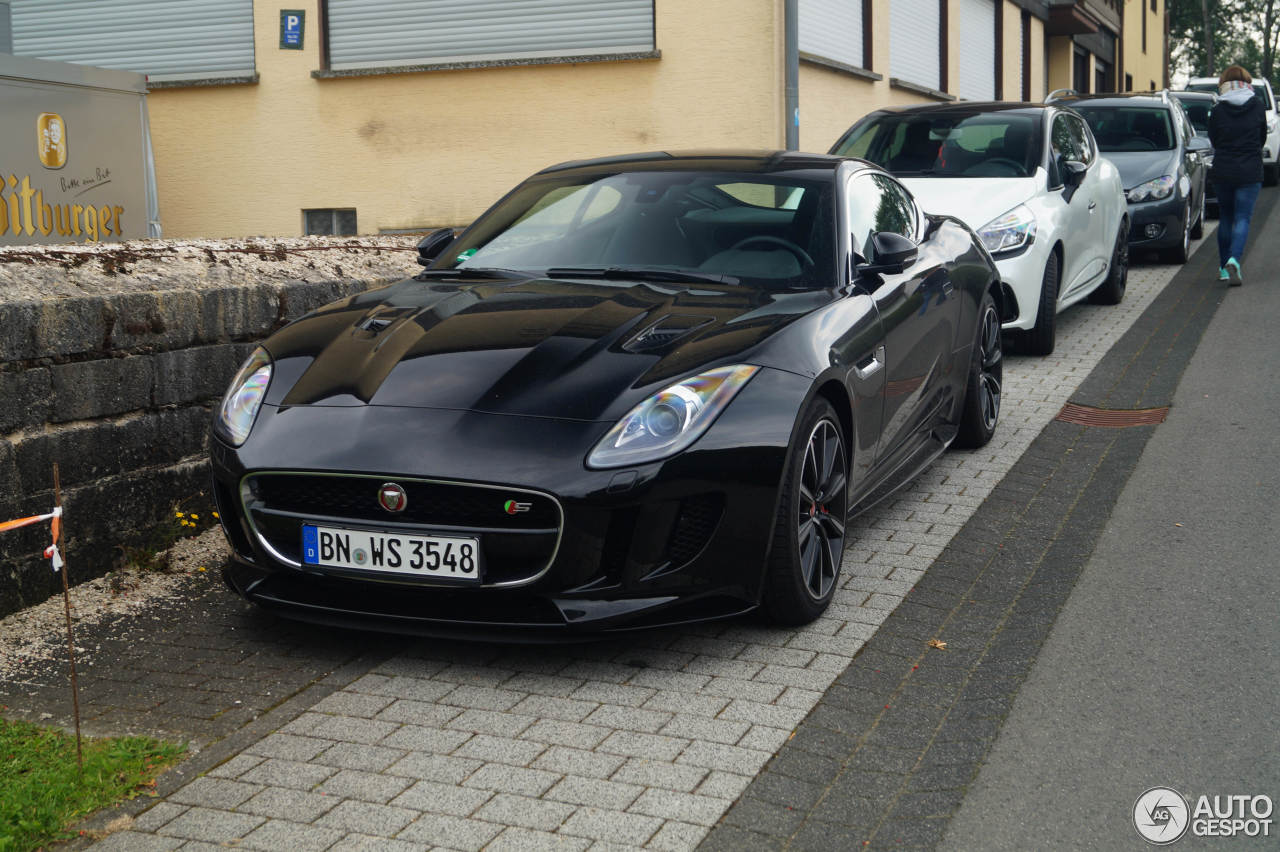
[1053,92,1210,263]
[1170,90,1218,214]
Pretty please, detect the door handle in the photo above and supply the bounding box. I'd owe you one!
[1088,201,1097,212]
[855,345,885,380]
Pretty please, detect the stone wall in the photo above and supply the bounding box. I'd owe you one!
[0,237,419,618]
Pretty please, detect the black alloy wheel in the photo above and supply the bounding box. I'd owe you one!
[762,398,848,625]
[1020,250,1060,356]
[1190,188,1205,240]
[1090,223,1128,305]
[955,291,1002,449]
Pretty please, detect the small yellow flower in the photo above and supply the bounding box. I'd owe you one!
[175,512,185,519]
[212,512,220,519]
[190,514,199,520]
[198,566,207,573]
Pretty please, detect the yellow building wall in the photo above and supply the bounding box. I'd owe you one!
[147,0,782,238]
[1123,0,1165,91]
[799,0,1043,153]
[1047,36,1075,94]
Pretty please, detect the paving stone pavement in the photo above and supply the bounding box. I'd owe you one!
[27,236,1207,851]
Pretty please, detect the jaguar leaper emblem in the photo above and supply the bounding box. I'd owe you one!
[378,483,407,513]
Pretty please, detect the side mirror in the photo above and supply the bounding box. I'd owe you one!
[416,228,456,267]
[1187,135,1212,153]
[859,231,918,275]
[1061,159,1088,187]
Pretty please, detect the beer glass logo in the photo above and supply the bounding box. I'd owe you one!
[37,113,68,169]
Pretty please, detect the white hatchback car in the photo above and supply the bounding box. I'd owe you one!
[831,103,1129,356]
[1184,76,1278,185]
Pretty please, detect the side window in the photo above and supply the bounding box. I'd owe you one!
[1066,115,1094,165]
[870,175,917,240]
[845,175,883,262]
[1051,114,1082,163]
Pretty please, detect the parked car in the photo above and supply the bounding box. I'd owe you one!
[1169,89,1218,214]
[1185,75,1278,185]
[830,102,1128,356]
[210,151,1004,635]
[1058,92,1210,263]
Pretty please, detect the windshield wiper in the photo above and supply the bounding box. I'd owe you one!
[544,266,740,285]
[416,266,529,280]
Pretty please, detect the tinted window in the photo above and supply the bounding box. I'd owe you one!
[1051,114,1083,161]
[1072,105,1176,151]
[833,112,1041,178]
[444,171,837,290]
[1175,98,1213,133]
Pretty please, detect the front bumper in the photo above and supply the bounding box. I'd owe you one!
[990,239,1054,333]
[1126,194,1185,250]
[211,368,810,636]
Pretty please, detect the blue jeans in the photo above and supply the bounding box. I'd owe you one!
[1215,181,1261,266]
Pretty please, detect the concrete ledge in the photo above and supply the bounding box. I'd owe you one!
[1,239,412,618]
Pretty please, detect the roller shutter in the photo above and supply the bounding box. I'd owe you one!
[326,0,654,70]
[799,0,863,70]
[9,0,254,82]
[953,0,996,100]
[889,0,940,91]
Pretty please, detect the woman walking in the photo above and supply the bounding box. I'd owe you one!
[1208,65,1267,286]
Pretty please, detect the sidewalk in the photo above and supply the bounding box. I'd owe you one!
[0,219,1223,851]
[942,200,1280,847]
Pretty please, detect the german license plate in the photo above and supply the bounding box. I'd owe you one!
[302,524,481,582]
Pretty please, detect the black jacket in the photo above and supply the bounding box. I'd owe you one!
[1208,94,1266,186]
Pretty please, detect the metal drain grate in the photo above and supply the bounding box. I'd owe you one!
[1055,402,1170,428]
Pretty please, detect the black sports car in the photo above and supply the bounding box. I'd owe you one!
[211,151,1004,636]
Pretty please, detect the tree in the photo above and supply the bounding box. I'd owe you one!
[1169,0,1280,80]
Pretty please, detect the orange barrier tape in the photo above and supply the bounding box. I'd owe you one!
[0,507,64,571]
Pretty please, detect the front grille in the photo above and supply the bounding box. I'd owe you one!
[243,473,561,587]
[251,474,557,529]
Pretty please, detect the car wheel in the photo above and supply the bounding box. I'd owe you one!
[1089,224,1128,305]
[1019,251,1059,357]
[1265,164,1279,187]
[1190,189,1205,240]
[1163,202,1192,264]
[761,398,847,625]
[954,291,1002,450]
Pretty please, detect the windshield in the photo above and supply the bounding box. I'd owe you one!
[1073,105,1176,151]
[437,170,836,290]
[1185,82,1272,109]
[832,112,1041,178]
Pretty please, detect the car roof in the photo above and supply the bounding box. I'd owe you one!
[1170,90,1217,100]
[537,150,851,176]
[1058,92,1173,108]
[865,101,1050,117]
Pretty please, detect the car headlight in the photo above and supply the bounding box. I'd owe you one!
[214,347,272,447]
[977,204,1036,255]
[587,365,759,468]
[1126,175,1176,203]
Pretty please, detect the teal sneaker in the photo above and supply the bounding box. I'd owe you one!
[1226,258,1243,287]
[1219,266,1231,281]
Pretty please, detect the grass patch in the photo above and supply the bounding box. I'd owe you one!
[0,717,184,851]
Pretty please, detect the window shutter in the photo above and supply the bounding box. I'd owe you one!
[326,0,655,70]
[10,0,255,82]
[889,0,940,91]
[953,0,996,100]
[799,0,863,69]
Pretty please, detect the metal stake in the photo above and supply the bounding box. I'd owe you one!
[52,463,83,770]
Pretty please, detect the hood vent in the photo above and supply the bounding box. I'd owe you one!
[354,305,417,336]
[624,314,714,353]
